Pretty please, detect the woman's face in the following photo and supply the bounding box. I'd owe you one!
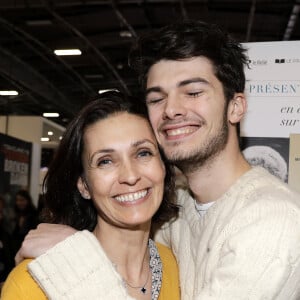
[0,201,4,221]
[77,112,165,228]
[16,195,29,211]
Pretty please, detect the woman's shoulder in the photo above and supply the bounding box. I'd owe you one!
[1,259,47,300]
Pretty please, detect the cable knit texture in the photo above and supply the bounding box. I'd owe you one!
[3,167,299,300]
[1,231,180,300]
[155,166,300,300]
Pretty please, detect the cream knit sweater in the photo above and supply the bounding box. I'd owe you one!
[28,167,300,300]
[28,230,133,300]
[156,166,300,299]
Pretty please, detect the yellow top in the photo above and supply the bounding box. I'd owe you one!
[1,243,180,300]
[1,259,45,300]
[157,243,181,299]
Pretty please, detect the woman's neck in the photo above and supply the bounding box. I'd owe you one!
[93,221,152,299]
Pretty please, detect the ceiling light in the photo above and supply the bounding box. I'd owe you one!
[119,30,132,38]
[41,137,50,142]
[43,113,59,117]
[0,90,19,96]
[98,88,119,94]
[54,49,82,56]
[47,131,53,136]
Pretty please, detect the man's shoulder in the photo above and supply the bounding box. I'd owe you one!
[236,166,300,204]
[230,168,300,229]
[175,187,193,203]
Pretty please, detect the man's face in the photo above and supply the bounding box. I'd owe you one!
[145,57,229,171]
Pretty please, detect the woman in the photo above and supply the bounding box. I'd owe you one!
[1,91,180,300]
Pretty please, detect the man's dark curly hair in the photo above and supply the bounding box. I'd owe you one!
[129,20,248,104]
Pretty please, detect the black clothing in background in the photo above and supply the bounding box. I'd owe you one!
[0,225,15,283]
[11,190,39,257]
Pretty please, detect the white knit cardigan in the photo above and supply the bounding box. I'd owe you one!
[29,167,300,300]
[156,167,300,299]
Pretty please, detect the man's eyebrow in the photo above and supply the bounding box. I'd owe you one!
[178,77,210,87]
[145,86,162,96]
[145,77,210,96]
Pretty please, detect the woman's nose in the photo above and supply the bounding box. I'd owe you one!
[118,161,141,185]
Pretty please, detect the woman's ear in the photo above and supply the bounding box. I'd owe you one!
[227,93,247,124]
[77,176,91,199]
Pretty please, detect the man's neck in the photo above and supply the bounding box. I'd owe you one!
[183,147,251,204]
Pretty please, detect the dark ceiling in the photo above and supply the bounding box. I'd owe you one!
[0,0,299,127]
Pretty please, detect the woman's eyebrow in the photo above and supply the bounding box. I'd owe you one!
[132,139,156,148]
[89,149,114,164]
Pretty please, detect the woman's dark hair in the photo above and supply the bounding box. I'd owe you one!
[42,91,178,231]
[129,20,248,103]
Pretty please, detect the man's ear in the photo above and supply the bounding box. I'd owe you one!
[77,176,91,199]
[227,93,247,124]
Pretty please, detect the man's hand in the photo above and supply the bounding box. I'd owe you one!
[15,223,77,265]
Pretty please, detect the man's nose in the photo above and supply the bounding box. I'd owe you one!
[163,94,187,119]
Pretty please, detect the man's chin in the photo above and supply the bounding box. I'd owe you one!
[165,151,193,165]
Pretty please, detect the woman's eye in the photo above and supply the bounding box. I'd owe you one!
[97,159,112,167]
[138,150,153,158]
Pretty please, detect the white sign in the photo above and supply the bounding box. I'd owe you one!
[241,41,300,138]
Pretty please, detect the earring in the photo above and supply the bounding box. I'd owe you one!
[81,192,90,199]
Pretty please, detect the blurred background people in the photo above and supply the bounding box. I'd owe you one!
[0,195,14,289]
[12,190,38,256]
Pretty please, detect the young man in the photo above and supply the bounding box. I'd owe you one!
[15,21,300,299]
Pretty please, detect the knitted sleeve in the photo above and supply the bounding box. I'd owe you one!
[154,189,188,248]
[28,230,135,300]
[154,223,172,247]
[194,192,300,300]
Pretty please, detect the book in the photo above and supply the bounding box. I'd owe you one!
[288,134,300,193]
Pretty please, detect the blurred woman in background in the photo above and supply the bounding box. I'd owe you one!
[12,190,38,256]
